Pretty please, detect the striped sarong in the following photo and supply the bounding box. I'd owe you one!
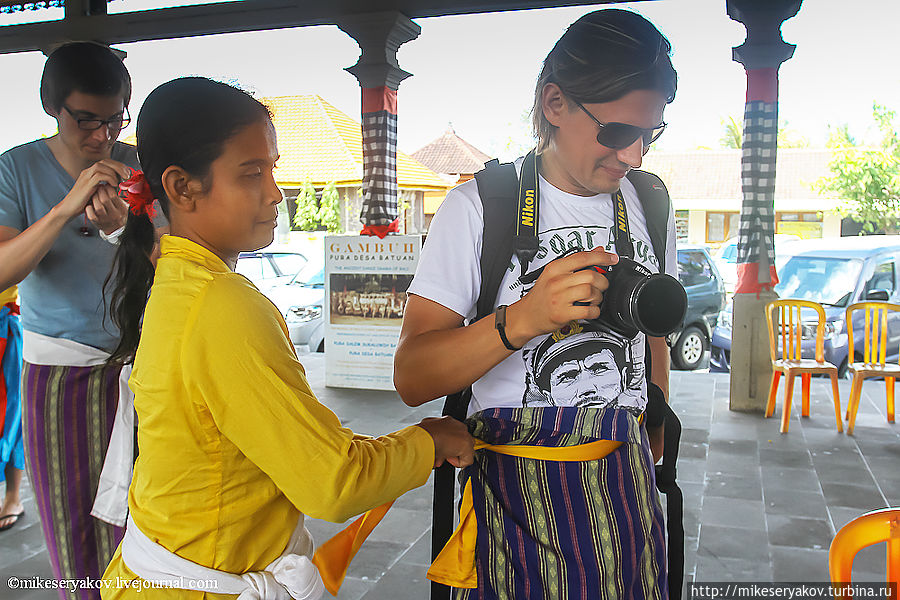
[457,407,667,600]
[0,303,24,477]
[22,361,124,600]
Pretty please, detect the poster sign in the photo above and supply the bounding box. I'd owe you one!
[324,235,421,390]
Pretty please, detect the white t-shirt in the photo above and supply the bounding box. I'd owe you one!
[408,164,677,417]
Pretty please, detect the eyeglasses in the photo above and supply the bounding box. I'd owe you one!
[573,100,666,150]
[62,105,131,132]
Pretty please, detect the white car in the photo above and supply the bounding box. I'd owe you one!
[235,248,307,292]
[265,258,326,352]
[712,234,801,295]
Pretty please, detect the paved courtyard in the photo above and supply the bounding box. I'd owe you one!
[1,352,898,598]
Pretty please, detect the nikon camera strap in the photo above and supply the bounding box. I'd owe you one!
[517,149,637,266]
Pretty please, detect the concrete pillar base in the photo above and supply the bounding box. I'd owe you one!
[729,291,778,413]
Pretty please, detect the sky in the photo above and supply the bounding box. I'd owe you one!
[0,0,898,161]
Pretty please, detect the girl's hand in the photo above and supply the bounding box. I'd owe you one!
[415,416,476,469]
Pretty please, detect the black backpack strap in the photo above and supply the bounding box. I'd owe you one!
[631,171,684,599]
[655,401,684,600]
[475,159,520,321]
[433,159,518,600]
[626,169,671,273]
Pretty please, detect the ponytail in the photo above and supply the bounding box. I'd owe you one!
[106,209,157,365]
[106,169,165,365]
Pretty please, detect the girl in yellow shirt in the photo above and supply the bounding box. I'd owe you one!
[100,77,473,599]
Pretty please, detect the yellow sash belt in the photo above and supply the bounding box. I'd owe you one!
[312,440,622,596]
[311,438,623,595]
[426,438,623,589]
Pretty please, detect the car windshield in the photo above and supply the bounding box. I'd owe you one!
[775,256,863,307]
[290,261,324,287]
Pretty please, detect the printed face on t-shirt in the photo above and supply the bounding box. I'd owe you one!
[548,347,623,407]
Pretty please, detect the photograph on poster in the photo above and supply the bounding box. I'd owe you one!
[329,273,413,326]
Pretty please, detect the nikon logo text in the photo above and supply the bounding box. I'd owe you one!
[521,190,535,227]
[616,198,628,233]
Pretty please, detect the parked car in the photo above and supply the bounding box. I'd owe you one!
[670,245,727,370]
[710,236,900,376]
[265,257,326,352]
[235,248,307,291]
[712,234,800,295]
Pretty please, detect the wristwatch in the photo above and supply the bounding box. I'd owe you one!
[494,305,521,351]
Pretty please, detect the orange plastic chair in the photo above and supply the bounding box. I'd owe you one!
[765,299,842,434]
[829,507,900,593]
[845,302,900,435]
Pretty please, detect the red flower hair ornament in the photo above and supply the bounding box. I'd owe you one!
[118,170,157,220]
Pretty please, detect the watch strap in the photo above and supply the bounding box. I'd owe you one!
[494,304,521,351]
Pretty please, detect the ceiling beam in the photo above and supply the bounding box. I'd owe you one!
[0,0,645,54]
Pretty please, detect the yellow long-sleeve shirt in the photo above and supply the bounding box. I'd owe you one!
[0,286,17,306]
[102,235,434,599]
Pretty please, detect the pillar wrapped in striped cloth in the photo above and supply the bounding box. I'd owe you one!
[359,86,400,236]
[735,71,781,294]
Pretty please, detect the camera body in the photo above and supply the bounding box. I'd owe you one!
[587,257,687,340]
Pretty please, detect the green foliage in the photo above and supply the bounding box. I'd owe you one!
[720,116,742,149]
[817,104,900,233]
[317,182,343,233]
[292,181,320,231]
[292,181,343,232]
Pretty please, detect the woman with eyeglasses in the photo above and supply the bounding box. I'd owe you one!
[0,42,164,600]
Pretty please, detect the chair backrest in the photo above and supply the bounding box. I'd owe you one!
[766,299,826,362]
[829,507,900,585]
[845,302,900,367]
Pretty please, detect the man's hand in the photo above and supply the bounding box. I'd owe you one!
[506,248,619,347]
[86,182,129,235]
[56,159,132,223]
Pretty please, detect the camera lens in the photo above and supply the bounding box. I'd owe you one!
[632,274,687,337]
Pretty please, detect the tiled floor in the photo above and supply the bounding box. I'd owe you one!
[1,354,898,599]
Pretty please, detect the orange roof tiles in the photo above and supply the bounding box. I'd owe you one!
[411,128,492,176]
[640,148,844,212]
[262,94,451,191]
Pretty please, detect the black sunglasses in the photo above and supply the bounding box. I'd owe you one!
[62,105,131,132]
[573,100,666,150]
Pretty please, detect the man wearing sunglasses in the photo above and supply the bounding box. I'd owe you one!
[0,42,144,600]
[395,9,677,599]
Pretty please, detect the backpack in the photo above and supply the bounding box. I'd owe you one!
[430,159,684,600]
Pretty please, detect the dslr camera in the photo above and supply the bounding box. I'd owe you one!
[580,257,687,340]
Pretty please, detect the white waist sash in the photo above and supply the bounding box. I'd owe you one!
[121,515,325,600]
[21,331,137,527]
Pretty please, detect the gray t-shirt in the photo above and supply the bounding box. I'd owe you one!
[0,139,140,352]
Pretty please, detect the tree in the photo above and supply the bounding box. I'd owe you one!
[817,104,900,234]
[720,115,742,149]
[292,181,319,231]
[317,182,342,233]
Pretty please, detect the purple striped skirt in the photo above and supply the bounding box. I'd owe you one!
[22,361,124,600]
[458,407,667,600]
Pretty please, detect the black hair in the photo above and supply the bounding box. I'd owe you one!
[106,77,272,365]
[532,9,678,151]
[40,42,132,115]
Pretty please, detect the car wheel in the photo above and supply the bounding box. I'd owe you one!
[672,326,707,370]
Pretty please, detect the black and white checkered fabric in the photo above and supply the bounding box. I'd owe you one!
[359,110,399,227]
[737,100,778,283]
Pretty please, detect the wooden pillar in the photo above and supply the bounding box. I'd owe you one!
[727,0,802,412]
